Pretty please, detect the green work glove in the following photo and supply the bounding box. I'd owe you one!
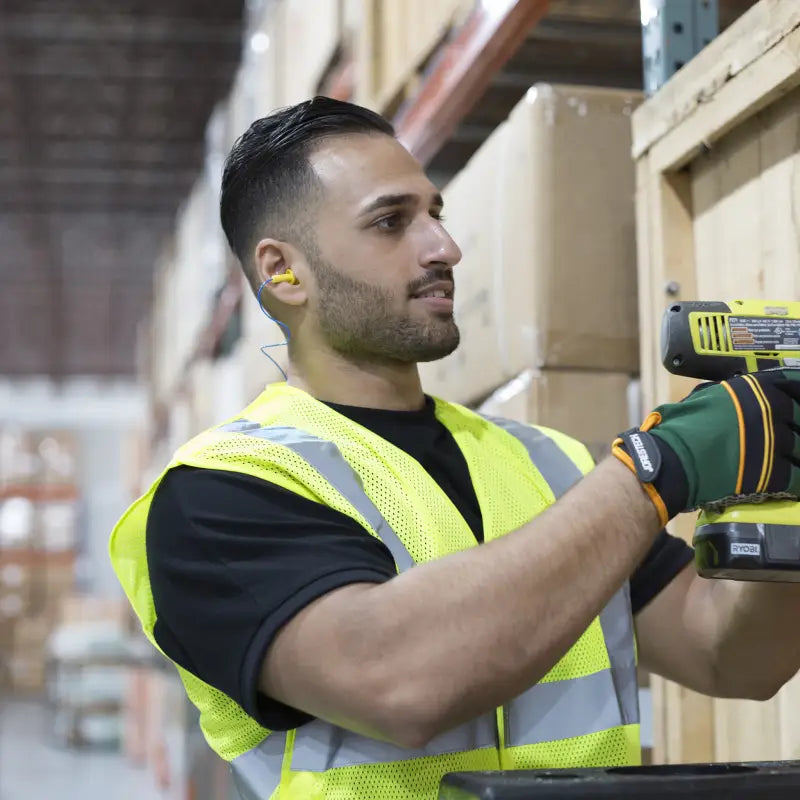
[612,369,800,526]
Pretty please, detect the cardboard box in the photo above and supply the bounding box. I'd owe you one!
[478,369,634,466]
[502,85,641,373]
[34,501,77,551]
[123,667,151,765]
[58,595,129,628]
[43,563,76,608]
[7,651,47,693]
[0,562,32,618]
[33,430,78,486]
[419,122,508,402]
[421,85,641,406]
[6,615,52,694]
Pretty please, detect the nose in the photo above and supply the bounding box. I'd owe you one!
[420,218,462,270]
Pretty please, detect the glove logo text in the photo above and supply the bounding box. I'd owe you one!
[629,433,654,474]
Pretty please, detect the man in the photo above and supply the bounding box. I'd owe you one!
[111,97,800,799]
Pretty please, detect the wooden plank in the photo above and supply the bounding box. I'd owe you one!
[649,671,668,763]
[650,677,714,764]
[690,115,765,300]
[758,89,800,299]
[633,0,800,160]
[778,670,800,760]
[690,83,800,300]
[649,519,714,763]
[648,22,800,173]
[636,146,715,767]
[394,0,550,165]
[713,696,783,762]
[635,164,697,410]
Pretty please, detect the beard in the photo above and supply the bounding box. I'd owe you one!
[308,251,460,364]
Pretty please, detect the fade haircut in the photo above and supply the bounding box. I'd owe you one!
[220,96,395,292]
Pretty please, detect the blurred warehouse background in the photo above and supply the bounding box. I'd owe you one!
[0,0,773,798]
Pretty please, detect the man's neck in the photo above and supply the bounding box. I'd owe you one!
[286,351,425,411]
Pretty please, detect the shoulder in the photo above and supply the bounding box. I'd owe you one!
[148,466,305,536]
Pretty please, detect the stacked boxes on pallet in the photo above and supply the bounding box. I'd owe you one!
[0,428,79,694]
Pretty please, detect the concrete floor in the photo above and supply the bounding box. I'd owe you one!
[0,697,169,800]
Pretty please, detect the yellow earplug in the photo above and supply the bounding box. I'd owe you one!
[269,269,298,285]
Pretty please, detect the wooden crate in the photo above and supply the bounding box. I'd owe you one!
[633,0,800,765]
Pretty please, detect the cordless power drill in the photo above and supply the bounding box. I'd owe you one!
[661,300,800,582]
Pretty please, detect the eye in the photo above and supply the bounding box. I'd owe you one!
[430,210,446,223]
[374,213,406,232]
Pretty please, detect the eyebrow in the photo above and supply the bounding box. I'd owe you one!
[359,192,444,216]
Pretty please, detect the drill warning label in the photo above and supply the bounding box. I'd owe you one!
[727,316,800,351]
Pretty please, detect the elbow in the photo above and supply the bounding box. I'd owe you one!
[723,680,782,702]
[737,671,790,702]
[384,721,439,751]
[360,663,452,749]
[747,684,782,702]
[709,658,788,702]
[374,687,449,750]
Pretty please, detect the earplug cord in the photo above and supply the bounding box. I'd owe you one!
[256,278,291,381]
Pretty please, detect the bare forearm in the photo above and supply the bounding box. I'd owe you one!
[276,459,659,743]
[689,577,800,699]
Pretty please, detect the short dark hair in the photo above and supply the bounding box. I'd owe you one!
[220,96,395,290]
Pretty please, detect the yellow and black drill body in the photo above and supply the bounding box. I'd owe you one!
[662,300,800,582]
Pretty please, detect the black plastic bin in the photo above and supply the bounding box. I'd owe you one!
[438,762,800,799]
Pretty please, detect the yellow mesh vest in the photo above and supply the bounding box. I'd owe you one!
[110,383,639,799]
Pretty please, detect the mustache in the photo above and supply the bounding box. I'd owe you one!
[407,269,454,296]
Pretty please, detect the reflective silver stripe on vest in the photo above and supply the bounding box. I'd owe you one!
[478,414,582,498]
[220,420,413,573]
[231,732,285,800]
[599,583,639,726]
[222,419,264,434]
[291,714,496,772]
[479,414,639,743]
[506,668,627,745]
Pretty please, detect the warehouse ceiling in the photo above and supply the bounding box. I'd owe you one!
[0,0,243,377]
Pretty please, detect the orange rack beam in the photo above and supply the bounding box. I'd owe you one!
[395,0,550,165]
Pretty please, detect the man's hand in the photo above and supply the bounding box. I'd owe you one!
[613,369,800,526]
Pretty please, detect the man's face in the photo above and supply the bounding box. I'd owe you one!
[302,133,462,364]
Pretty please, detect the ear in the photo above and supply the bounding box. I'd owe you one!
[254,238,307,306]
[254,238,290,283]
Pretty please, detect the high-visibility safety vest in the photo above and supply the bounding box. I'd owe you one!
[111,383,640,800]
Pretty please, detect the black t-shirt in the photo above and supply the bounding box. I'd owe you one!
[146,397,694,731]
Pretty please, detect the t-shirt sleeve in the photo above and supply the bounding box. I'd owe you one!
[146,465,397,730]
[629,529,694,614]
